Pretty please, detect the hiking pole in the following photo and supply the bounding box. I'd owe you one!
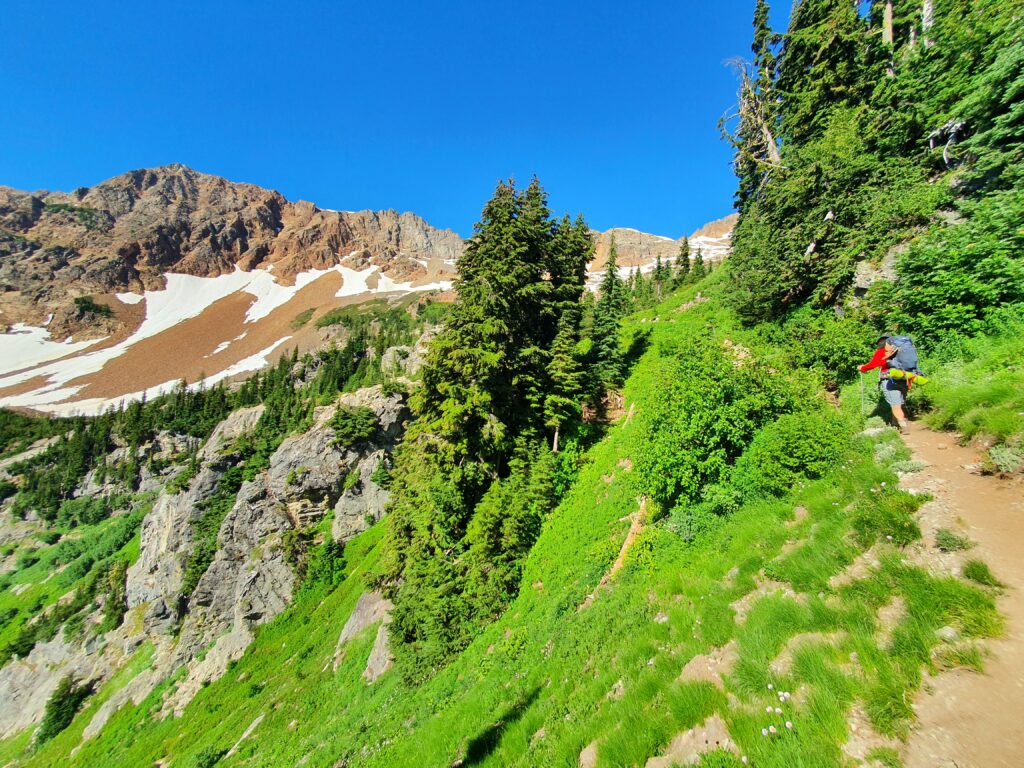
[859,371,866,419]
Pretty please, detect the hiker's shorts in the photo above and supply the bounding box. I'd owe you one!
[880,378,907,406]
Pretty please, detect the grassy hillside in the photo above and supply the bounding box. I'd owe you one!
[4,273,1002,768]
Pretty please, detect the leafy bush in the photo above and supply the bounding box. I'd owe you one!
[330,406,377,447]
[732,409,850,499]
[634,336,798,510]
[190,746,226,768]
[73,296,113,318]
[55,496,112,528]
[35,675,93,744]
[0,480,16,501]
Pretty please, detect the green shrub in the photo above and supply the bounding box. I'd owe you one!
[634,336,798,510]
[330,406,378,448]
[16,549,40,570]
[935,528,972,552]
[73,296,113,318]
[733,409,850,499]
[56,496,112,528]
[342,467,361,491]
[35,676,93,744]
[963,559,1002,587]
[190,746,226,768]
[0,480,16,501]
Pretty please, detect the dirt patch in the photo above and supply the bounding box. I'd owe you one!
[901,426,1024,767]
[679,640,738,689]
[844,704,901,763]
[644,714,738,768]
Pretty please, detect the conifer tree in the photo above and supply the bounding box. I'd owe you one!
[381,178,594,679]
[674,237,692,287]
[590,237,627,389]
[692,247,707,281]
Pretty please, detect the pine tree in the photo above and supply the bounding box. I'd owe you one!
[774,0,870,144]
[674,237,692,287]
[381,178,594,679]
[692,247,707,281]
[590,237,628,389]
[544,304,585,452]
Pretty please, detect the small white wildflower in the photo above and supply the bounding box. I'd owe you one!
[767,683,774,690]
[881,482,887,487]
[774,707,782,714]
[769,725,777,734]
[742,758,748,765]
[886,535,894,541]
[761,728,768,736]
[766,706,773,713]
[785,721,793,729]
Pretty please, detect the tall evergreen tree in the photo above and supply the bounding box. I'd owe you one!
[381,178,594,680]
[692,247,707,281]
[674,237,692,287]
[590,237,628,389]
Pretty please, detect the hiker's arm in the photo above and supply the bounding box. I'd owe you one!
[858,348,888,372]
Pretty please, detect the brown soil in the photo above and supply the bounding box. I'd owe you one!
[900,426,1024,768]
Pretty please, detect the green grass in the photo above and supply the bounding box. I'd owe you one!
[290,308,315,329]
[922,314,1024,471]
[963,559,1003,588]
[935,528,972,552]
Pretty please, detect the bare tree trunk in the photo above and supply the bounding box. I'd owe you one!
[552,424,560,454]
[922,0,935,46]
[882,0,894,45]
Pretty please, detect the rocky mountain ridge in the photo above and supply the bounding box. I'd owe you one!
[0,164,463,332]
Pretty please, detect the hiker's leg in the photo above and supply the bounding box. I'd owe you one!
[882,380,910,432]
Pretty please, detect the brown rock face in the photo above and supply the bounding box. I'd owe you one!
[589,213,737,271]
[0,164,463,334]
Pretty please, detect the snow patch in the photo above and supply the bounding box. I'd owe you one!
[115,292,144,305]
[0,325,102,376]
[203,337,293,386]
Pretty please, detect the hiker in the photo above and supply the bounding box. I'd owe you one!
[858,334,925,433]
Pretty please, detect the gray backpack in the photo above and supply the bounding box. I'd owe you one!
[888,335,922,374]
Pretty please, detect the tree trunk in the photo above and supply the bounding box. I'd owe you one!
[552,424,560,454]
[922,0,935,46]
[882,0,894,45]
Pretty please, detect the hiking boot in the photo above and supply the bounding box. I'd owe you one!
[898,420,910,434]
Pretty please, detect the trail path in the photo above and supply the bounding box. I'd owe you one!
[900,426,1024,768]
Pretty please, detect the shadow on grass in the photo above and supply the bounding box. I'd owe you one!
[623,327,652,376]
[462,685,542,766]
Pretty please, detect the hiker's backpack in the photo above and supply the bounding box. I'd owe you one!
[888,335,922,374]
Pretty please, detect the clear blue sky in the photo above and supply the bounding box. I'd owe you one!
[0,1,786,239]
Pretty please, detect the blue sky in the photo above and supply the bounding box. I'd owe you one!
[0,1,785,239]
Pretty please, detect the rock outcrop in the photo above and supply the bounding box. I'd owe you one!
[125,387,407,713]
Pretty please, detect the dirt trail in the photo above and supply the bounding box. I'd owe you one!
[900,426,1024,768]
